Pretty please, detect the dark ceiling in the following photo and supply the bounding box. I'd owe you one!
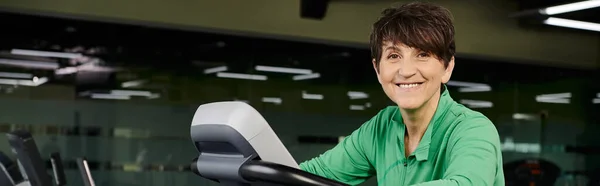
[0,10,596,90]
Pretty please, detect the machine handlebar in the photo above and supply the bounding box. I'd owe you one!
[239,160,349,186]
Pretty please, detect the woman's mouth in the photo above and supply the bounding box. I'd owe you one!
[396,82,424,89]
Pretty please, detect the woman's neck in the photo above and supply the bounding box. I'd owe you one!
[400,90,441,140]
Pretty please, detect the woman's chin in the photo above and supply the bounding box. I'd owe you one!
[395,100,422,110]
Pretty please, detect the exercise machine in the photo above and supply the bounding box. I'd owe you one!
[189,101,348,186]
[76,157,97,186]
[6,130,68,186]
[0,151,23,186]
[7,130,53,186]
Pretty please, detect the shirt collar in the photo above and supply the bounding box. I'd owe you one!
[393,84,454,161]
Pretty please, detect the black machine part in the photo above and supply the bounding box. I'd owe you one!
[190,124,348,186]
[240,160,348,186]
[0,151,23,186]
[6,130,53,186]
[191,158,348,186]
[50,152,67,186]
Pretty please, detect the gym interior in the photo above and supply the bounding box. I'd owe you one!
[0,0,599,185]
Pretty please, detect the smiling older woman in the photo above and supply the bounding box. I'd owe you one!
[299,2,505,186]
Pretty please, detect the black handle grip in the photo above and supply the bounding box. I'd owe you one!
[240,160,349,186]
[50,152,67,186]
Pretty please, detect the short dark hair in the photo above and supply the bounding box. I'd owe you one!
[370,2,456,68]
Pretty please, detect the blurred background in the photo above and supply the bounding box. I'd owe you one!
[0,0,598,185]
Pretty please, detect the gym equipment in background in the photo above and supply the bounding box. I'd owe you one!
[189,101,348,186]
[504,158,561,186]
[7,130,53,186]
[0,151,24,186]
[76,157,96,186]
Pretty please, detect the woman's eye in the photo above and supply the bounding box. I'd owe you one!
[388,54,400,59]
[417,53,430,58]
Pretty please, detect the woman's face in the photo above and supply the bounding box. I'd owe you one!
[373,42,454,110]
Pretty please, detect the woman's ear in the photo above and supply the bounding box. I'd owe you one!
[441,57,455,83]
[372,59,382,84]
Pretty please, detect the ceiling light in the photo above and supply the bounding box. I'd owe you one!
[255,65,312,74]
[203,66,228,74]
[447,81,491,92]
[302,91,323,100]
[348,91,369,99]
[11,49,83,59]
[0,72,33,79]
[540,0,600,15]
[593,98,600,104]
[110,90,153,97]
[121,80,147,88]
[91,93,130,100]
[0,77,48,87]
[293,73,320,81]
[535,92,571,104]
[261,97,282,105]
[459,99,493,108]
[217,72,267,81]
[512,113,538,120]
[543,17,600,32]
[349,105,365,110]
[54,67,78,75]
[0,58,59,70]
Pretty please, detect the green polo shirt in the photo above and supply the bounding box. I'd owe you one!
[299,87,504,186]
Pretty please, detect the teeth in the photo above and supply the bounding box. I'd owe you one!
[399,83,420,88]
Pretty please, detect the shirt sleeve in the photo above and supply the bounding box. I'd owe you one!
[410,117,502,186]
[298,112,381,185]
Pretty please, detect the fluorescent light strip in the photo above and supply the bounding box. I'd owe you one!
[11,49,83,59]
[0,58,59,70]
[512,113,538,120]
[293,73,320,81]
[446,81,487,87]
[349,105,365,110]
[540,0,600,15]
[535,92,571,104]
[217,72,267,81]
[204,66,228,74]
[592,98,600,104]
[261,97,282,105]
[0,77,47,86]
[536,98,570,104]
[302,91,324,100]
[536,92,572,99]
[110,90,153,97]
[0,72,33,79]
[91,93,130,100]
[459,99,493,108]
[55,67,78,75]
[347,91,369,99]
[121,80,146,88]
[447,80,491,92]
[255,65,312,74]
[458,87,492,92]
[543,17,600,32]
